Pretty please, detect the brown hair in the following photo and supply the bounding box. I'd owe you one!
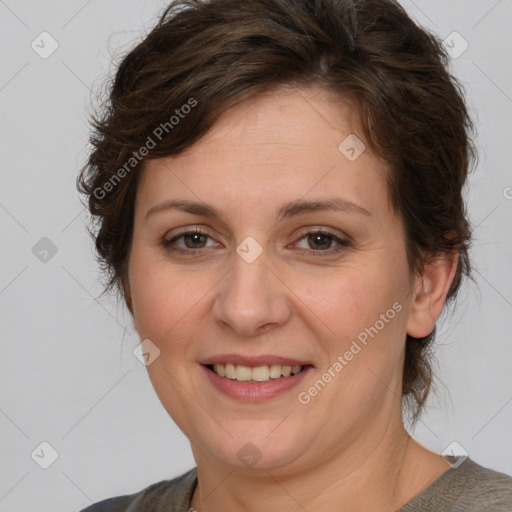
[77,0,476,420]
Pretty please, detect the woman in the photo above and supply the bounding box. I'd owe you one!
[78,0,512,510]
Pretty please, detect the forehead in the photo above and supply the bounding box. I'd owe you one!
[137,85,391,220]
[181,85,363,154]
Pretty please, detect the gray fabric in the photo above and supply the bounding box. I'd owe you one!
[80,458,512,511]
[397,458,512,511]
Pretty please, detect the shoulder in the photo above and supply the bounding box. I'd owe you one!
[399,457,512,511]
[453,458,512,510]
[78,467,197,512]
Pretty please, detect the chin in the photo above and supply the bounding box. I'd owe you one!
[194,424,311,472]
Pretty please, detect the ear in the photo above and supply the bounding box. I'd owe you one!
[406,251,459,338]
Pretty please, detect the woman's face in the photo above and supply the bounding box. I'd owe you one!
[128,86,422,473]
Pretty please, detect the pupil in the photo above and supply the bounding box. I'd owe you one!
[309,233,331,250]
[186,233,206,248]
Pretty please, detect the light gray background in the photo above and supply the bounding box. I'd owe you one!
[0,1,511,510]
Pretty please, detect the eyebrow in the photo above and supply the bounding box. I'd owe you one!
[145,197,371,222]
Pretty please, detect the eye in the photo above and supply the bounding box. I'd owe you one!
[163,228,218,255]
[293,229,350,256]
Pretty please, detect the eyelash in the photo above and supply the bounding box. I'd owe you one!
[162,227,350,257]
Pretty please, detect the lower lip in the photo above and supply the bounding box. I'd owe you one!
[202,365,313,402]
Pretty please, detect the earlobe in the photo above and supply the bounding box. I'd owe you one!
[406,251,458,338]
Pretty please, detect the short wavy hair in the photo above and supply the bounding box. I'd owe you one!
[78,0,476,420]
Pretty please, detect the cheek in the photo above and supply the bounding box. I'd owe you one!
[306,259,410,403]
[305,272,407,409]
[311,263,406,344]
[129,249,205,346]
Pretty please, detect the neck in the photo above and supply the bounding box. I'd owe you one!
[189,413,448,512]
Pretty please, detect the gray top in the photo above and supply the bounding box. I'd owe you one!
[80,458,512,511]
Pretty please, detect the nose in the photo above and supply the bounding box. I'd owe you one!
[212,248,291,337]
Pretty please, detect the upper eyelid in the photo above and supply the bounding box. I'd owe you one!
[166,226,218,242]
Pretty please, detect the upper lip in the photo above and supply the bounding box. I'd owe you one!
[200,354,313,367]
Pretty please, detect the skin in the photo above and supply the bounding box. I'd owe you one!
[127,85,458,511]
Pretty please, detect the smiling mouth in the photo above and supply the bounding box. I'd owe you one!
[205,363,310,383]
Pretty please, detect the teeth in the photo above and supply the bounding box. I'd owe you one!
[236,365,252,381]
[214,364,226,377]
[291,365,302,375]
[211,363,304,382]
[225,363,236,379]
[269,364,282,379]
[252,365,270,382]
